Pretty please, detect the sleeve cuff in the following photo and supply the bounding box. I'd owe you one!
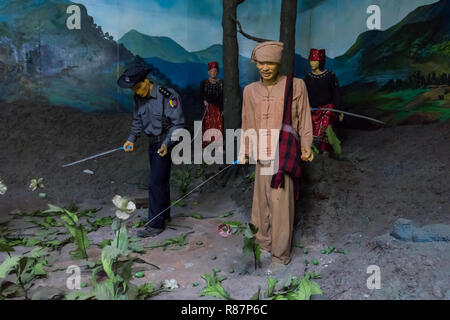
[127,135,136,143]
[163,137,170,147]
[301,137,313,149]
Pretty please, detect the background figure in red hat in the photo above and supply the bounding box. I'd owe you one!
[199,62,224,149]
[304,49,344,155]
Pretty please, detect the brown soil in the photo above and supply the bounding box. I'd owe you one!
[0,99,449,300]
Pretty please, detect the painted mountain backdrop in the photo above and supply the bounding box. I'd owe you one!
[0,0,173,112]
[333,0,450,85]
[0,0,448,122]
[333,0,450,124]
[118,29,263,88]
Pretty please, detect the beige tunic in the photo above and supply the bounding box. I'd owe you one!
[239,75,313,264]
[239,75,313,161]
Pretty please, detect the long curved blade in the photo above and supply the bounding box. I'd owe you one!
[62,147,123,168]
[312,108,385,125]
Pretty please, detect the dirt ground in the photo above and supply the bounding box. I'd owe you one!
[0,99,449,300]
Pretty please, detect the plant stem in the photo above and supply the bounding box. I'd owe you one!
[253,246,257,270]
[80,226,88,261]
[16,265,28,300]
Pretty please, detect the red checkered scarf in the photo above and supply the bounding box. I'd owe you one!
[270,75,302,200]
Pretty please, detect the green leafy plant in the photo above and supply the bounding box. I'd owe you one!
[128,237,146,253]
[247,171,256,182]
[66,220,159,300]
[132,221,146,229]
[171,165,195,196]
[221,221,243,234]
[0,236,22,249]
[21,235,71,251]
[170,199,186,207]
[221,221,261,270]
[325,126,342,155]
[218,211,234,218]
[86,217,113,232]
[77,208,99,219]
[200,270,232,300]
[311,145,320,154]
[43,204,89,260]
[251,273,323,300]
[196,163,209,180]
[97,239,112,249]
[242,224,261,270]
[24,216,63,229]
[0,247,50,299]
[147,232,193,251]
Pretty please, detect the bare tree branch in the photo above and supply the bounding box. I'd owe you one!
[231,16,272,43]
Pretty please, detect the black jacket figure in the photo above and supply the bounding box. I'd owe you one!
[304,49,343,154]
[199,61,224,149]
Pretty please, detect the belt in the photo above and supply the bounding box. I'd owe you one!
[148,132,167,145]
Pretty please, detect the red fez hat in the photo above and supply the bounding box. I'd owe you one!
[309,49,326,62]
[208,62,219,70]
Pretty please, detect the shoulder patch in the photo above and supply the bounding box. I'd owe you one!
[169,97,179,108]
[158,86,171,99]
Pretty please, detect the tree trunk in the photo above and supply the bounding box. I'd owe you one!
[279,0,298,76]
[222,0,241,131]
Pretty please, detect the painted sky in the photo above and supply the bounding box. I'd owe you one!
[75,0,439,58]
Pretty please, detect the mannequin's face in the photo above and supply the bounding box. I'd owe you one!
[256,61,279,82]
[132,79,152,98]
[310,60,320,71]
[208,68,218,79]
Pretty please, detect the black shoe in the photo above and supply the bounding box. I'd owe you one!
[137,227,164,238]
[140,217,149,224]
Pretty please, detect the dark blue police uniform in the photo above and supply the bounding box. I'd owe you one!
[118,66,185,230]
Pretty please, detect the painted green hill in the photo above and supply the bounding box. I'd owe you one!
[191,44,223,64]
[336,0,450,76]
[118,29,200,63]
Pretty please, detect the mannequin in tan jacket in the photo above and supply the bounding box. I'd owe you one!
[239,41,314,274]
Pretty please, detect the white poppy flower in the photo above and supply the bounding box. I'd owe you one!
[0,179,7,195]
[112,195,136,220]
[29,178,44,191]
[112,194,124,209]
[163,279,179,290]
[115,210,131,221]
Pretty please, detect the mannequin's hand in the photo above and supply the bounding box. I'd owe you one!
[339,113,344,122]
[239,155,249,165]
[301,147,314,162]
[157,144,168,157]
[123,141,134,152]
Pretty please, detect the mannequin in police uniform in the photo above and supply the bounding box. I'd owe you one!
[118,66,185,238]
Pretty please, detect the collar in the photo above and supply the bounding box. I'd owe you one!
[309,69,329,78]
[259,74,283,86]
[257,75,286,93]
[148,83,157,98]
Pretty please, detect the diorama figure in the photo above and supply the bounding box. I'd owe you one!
[199,62,224,149]
[304,49,344,155]
[239,41,314,273]
[118,66,185,238]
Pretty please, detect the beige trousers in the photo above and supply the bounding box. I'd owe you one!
[251,162,295,264]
